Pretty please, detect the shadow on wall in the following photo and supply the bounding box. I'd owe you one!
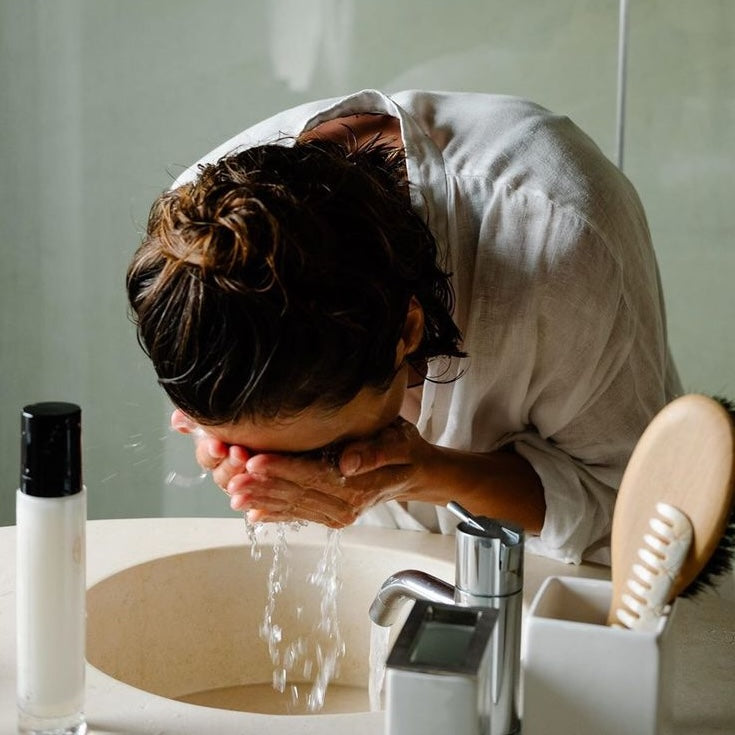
[268,0,355,92]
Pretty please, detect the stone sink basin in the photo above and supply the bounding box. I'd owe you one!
[86,520,455,725]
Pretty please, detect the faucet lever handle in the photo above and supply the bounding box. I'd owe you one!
[446,501,522,547]
[446,501,486,532]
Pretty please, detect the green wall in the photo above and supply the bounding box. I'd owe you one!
[1,0,732,525]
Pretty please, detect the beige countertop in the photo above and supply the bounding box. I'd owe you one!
[1,518,733,734]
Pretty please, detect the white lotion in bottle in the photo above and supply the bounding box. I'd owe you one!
[17,402,87,735]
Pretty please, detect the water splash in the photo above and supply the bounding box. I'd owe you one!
[123,433,144,450]
[164,425,210,488]
[164,469,209,487]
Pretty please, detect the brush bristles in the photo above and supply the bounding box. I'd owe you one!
[680,394,735,598]
[681,504,735,598]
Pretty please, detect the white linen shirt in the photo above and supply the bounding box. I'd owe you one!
[174,90,681,564]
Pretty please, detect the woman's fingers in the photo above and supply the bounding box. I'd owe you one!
[170,409,252,482]
[227,464,358,526]
[187,435,228,477]
[210,444,250,488]
[244,453,346,489]
[339,418,414,476]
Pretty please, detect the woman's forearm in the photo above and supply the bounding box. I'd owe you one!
[414,445,546,533]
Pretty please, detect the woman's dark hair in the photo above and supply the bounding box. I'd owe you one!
[126,136,465,425]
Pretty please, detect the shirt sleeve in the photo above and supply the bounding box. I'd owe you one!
[504,197,678,564]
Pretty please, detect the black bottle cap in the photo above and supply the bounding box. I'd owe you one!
[20,402,82,497]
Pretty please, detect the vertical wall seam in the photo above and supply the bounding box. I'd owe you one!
[615,0,629,171]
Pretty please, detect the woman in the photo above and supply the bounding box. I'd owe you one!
[127,89,681,564]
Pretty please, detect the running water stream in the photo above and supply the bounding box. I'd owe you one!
[252,519,347,712]
[369,622,391,711]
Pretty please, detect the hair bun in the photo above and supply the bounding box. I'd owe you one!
[154,184,264,277]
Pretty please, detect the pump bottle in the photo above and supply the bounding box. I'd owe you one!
[16,402,87,735]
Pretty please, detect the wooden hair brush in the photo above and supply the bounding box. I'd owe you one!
[608,394,735,628]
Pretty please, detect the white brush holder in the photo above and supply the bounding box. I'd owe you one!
[523,576,677,735]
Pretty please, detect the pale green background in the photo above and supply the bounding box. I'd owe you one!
[1,0,733,525]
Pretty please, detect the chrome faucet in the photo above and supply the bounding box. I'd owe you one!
[369,502,524,735]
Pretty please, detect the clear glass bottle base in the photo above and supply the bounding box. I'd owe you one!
[18,710,86,735]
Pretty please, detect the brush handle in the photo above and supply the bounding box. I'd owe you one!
[607,394,735,626]
[612,503,692,630]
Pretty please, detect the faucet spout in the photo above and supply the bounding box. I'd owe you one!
[368,570,455,626]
